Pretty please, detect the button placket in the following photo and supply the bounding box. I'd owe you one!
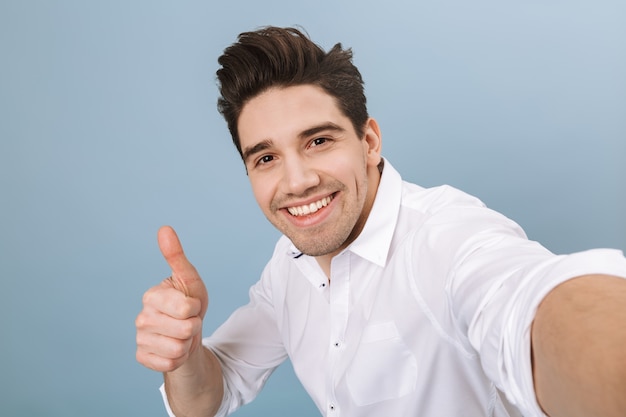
[326,253,350,417]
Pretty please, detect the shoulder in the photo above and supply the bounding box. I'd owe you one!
[400,182,486,213]
[399,182,524,236]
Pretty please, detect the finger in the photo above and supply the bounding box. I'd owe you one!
[136,307,203,340]
[137,350,182,373]
[157,226,201,297]
[158,226,193,275]
[137,329,194,358]
[136,334,193,372]
[143,285,202,319]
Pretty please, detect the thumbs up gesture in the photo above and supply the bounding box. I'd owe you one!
[136,226,209,372]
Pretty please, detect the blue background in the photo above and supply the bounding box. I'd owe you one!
[1,1,624,416]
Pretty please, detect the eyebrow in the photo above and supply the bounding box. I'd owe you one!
[298,122,346,140]
[242,139,273,163]
[241,122,347,163]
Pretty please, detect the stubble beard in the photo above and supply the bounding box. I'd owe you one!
[268,178,368,257]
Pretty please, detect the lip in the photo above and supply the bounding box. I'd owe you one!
[281,192,335,211]
[280,192,337,227]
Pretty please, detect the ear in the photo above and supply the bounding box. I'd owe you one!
[362,117,382,167]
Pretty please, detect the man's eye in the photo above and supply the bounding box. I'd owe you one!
[257,155,274,165]
[311,137,328,147]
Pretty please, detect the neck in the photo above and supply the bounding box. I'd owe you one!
[316,256,332,280]
[314,161,383,281]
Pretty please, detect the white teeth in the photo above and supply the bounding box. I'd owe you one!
[287,195,332,216]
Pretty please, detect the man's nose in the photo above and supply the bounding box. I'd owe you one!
[280,157,320,196]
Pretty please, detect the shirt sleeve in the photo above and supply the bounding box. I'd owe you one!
[420,198,626,416]
[159,383,176,417]
[159,366,233,417]
[486,248,626,416]
[158,263,288,416]
[204,264,288,415]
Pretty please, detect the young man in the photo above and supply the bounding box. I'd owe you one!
[135,27,626,417]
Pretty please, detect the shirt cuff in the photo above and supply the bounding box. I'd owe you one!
[159,383,177,417]
[159,376,232,417]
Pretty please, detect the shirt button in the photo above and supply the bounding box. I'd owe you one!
[329,404,336,411]
[333,341,341,348]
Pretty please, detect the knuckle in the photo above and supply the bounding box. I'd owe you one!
[134,313,147,329]
[175,299,198,319]
[142,289,155,306]
[137,350,158,370]
[142,284,166,307]
[136,349,150,365]
[179,319,196,338]
[174,303,190,319]
[168,342,188,360]
[161,357,181,372]
[136,340,188,372]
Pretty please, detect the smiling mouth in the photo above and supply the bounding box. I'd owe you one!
[286,195,334,217]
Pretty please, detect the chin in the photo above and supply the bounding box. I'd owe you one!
[290,236,346,257]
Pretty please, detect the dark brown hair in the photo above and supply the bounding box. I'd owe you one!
[216,26,368,157]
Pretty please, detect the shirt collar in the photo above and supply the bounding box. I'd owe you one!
[287,157,402,268]
[348,158,402,267]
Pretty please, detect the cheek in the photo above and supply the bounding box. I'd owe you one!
[335,158,367,190]
[250,177,275,211]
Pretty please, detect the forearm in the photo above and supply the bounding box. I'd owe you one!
[164,346,225,417]
[532,274,626,417]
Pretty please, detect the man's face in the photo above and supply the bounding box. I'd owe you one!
[237,84,382,258]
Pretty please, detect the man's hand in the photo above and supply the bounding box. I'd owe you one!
[136,226,209,372]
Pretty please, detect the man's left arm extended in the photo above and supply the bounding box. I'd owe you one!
[532,274,626,417]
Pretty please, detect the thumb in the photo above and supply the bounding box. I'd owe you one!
[157,226,207,308]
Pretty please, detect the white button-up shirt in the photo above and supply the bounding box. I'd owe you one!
[162,160,626,416]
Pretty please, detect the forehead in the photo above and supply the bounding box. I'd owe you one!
[237,84,349,145]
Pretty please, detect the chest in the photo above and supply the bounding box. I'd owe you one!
[277,257,485,411]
